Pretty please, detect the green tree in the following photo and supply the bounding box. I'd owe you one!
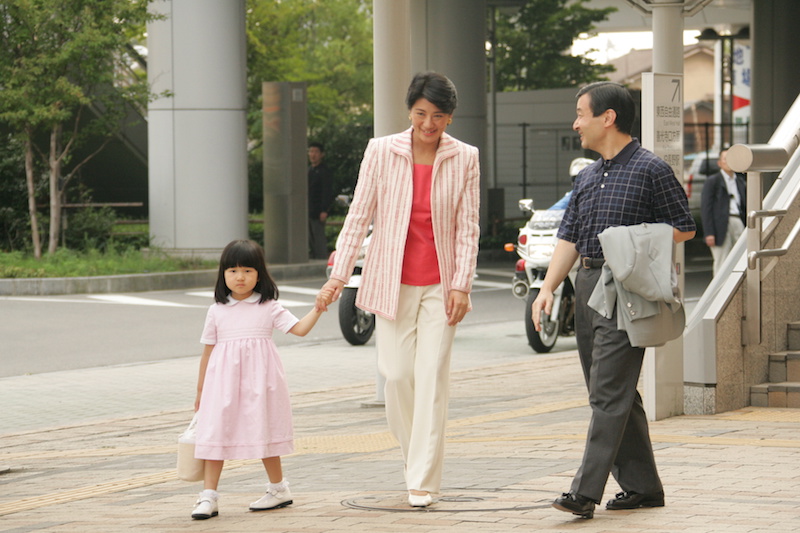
[0,0,160,257]
[245,0,373,205]
[493,0,616,91]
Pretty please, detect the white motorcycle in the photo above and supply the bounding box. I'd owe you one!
[326,195,375,345]
[504,157,591,353]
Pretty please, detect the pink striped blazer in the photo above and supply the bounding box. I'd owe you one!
[330,128,481,320]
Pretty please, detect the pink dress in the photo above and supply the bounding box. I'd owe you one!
[194,293,299,460]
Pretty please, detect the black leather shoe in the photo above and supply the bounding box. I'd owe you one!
[605,490,665,510]
[552,492,595,519]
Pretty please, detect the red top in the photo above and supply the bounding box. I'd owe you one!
[401,164,441,286]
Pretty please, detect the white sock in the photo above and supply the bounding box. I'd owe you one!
[269,480,288,492]
[199,489,219,501]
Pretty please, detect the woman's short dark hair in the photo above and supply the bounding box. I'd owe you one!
[576,82,636,135]
[213,240,278,304]
[405,72,458,114]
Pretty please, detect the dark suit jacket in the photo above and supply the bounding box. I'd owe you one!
[308,162,335,218]
[700,170,746,244]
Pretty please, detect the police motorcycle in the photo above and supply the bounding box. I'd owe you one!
[504,158,593,353]
[326,195,375,346]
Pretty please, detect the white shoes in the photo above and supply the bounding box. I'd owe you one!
[191,489,219,520]
[250,481,293,511]
[408,492,433,507]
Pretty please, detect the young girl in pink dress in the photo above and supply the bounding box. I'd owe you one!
[191,239,329,520]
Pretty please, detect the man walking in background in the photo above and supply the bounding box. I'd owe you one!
[701,148,746,275]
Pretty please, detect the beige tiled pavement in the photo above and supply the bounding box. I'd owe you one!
[2,320,800,532]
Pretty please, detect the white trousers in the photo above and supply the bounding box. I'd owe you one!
[375,284,456,494]
[711,216,745,275]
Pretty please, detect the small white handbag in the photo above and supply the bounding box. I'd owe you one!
[176,414,205,482]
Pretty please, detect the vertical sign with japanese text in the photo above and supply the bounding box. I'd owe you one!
[733,43,751,143]
[642,72,684,184]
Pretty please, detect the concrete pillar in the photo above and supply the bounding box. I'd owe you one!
[373,0,413,137]
[645,1,686,420]
[262,82,308,264]
[147,0,248,256]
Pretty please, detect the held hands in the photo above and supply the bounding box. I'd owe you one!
[316,279,345,312]
[530,289,554,332]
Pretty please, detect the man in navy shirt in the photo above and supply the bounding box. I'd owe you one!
[531,82,695,519]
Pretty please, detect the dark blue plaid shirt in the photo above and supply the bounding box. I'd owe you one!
[558,139,696,258]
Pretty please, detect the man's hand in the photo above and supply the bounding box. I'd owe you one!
[705,235,716,247]
[531,289,554,332]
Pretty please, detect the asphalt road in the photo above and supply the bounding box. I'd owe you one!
[0,256,712,379]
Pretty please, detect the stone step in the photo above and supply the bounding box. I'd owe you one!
[768,351,800,383]
[750,381,800,408]
[788,322,800,351]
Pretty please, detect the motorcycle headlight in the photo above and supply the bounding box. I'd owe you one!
[527,244,555,259]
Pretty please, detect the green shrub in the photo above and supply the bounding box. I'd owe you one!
[0,247,216,278]
[63,206,117,251]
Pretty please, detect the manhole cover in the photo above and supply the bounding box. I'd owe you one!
[342,489,551,512]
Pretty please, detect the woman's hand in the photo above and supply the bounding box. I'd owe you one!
[316,279,345,311]
[446,289,470,326]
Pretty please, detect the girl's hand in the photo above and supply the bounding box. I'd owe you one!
[446,289,470,326]
[316,279,344,311]
[194,391,202,412]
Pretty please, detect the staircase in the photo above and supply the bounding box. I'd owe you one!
[750,323,800,408]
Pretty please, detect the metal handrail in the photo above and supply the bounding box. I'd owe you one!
[747,212,800,270]
[728,91,800,344]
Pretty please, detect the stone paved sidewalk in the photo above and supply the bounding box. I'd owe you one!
[2,340,800,532]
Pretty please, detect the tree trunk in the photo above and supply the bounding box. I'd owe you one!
[24,133,42,259]
[47,125,63,255]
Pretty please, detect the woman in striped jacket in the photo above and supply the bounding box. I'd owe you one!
[317,72,480,508]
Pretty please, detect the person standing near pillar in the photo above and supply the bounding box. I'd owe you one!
[701,148,746,275]
[307,142,335,259]
[315,72,480,508]
[531,82,696,519]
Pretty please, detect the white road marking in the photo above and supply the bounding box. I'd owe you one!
[471,279,510,290]
[280,285,324,296]
[185,291,309,307]
[87,295,203,308]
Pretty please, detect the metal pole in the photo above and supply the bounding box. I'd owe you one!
[647,1,685,421]
[489,6,498,189]
[745,170,762,345]
[520,123,528,199]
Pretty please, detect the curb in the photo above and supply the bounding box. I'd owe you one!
[0,262,329,297]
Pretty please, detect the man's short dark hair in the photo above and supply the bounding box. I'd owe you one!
[309,142,324,152]
[576,82,636,135]
[405,72,458,114]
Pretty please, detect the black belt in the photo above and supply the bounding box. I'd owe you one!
[581,256,605,269]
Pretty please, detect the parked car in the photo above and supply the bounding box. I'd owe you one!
[684,152,719,221]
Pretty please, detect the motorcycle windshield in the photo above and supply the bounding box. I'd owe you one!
[526,209,565,231]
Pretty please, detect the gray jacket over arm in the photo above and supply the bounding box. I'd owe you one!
[588,223,685,347]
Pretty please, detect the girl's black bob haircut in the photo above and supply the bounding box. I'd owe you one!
[213,239,278,304]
